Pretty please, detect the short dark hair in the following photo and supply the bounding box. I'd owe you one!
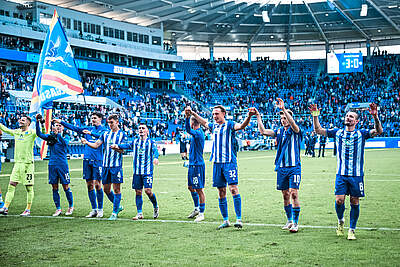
[139,123,148,128]
[21,114,31,123]
[279,109,293,117]
[91,112,103,119]
[107,114,119,121]
[347,110,359,120]
[213,105,226,114]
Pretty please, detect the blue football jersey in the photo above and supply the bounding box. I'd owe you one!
[61,122,107,161]
[100,130,127,168]
[209,120,237,164]
[185,118,205,166]
[274,127,303,168]
[327,128,371,176]
[119,137,159,175]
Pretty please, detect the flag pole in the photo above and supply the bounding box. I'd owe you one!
[81,89,91,125]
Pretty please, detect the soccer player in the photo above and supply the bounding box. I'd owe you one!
[0,115,36,216]
[36,114,73,216]
[184,107,206,222]
[55,112,107,218]
[189,105,256,229]
[255,98,302,233]
[309,103,383,240]
[111,123,160,220]
[81,114,125,220]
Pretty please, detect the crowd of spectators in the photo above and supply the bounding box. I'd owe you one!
[182,54,400,138]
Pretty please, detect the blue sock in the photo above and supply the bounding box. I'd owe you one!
[199,202,205,213]
[233,194,242,220]
[64,188,74,208]
[148,193,158,208]
[112,193,122,214]
[136,195,143,213]
[96,189,104,210]
[52,189,61,210]
[191,191,199,209]
[218,197,228,221]
[292,207,301,224]
[106,191,115,203]
[335,202,345,221]
[88,189,97,209]
[350,204,360,230]
[284,204,293,221]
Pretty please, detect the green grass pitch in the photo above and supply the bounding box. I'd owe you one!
[0,149,399,266]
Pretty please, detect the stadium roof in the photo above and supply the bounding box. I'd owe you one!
[36,0,400,46]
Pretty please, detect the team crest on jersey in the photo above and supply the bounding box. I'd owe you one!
[345,139,352,146]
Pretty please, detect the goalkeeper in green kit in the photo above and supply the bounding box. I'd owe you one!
[0,115,37,216]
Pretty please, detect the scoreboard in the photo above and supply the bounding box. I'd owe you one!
[327,52,363,74]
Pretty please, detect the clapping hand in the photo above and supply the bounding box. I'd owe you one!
[369,102,378,117]
[308,104,320,116]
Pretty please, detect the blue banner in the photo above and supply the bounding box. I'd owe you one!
[0,47,184,81]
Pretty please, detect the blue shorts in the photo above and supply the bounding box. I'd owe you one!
[83,159,102,181]
[101,167,123,184]
[276,166,301,191]
[132,174,153,189]
[188,164,205,189]
[48,165,70,185]
[335,174,365,197]
[212,162,238,188]
[180,142,187,153]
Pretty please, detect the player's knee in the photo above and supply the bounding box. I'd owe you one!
[135,190,143,196]
[188,186,194,192]
[87,183,94,191]
[9,181,17,187]
[290,189,298,199]
[144,188,152,196]
[350,197,359,205]
[229,187,238,195]
[62,184,69,191]
[282,190,290,201]
[336,198,345,205]
[103,187,111,194]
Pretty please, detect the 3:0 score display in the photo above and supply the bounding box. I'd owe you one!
[327,52,363,74]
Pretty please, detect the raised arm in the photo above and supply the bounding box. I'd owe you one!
[309,104,327,136]
[0,123,15,135]
[255,109,275,137]
[35,118,52,141]
[187,106,208,129]
[368,103,383,137]
[234,107,256,131]
[117,141,133,150]
[81,137,103,149]
[56,119,85,134]
[185,116,197,136]
[276,98,300,133]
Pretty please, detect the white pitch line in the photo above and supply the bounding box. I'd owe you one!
[4,215,400,232]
